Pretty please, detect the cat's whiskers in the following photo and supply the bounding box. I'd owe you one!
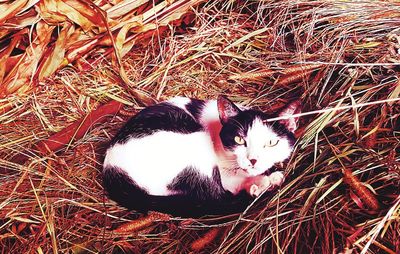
[219,159,238,163]
[220,165,241,172]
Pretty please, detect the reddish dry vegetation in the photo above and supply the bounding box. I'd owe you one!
[0,0,399,253]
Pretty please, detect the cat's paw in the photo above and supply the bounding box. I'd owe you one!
[248,176,272,197]
[249,184,261,197]
[269,171,285,186]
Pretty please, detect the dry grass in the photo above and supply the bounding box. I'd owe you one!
[1,0,399,253]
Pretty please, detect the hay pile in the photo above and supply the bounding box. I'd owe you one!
[1,0,399,253]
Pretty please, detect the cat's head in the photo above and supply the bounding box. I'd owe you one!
[217,96,300,176]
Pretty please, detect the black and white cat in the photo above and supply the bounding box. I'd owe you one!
[103,96,300,216]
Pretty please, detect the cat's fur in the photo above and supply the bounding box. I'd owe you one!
[103,96,300,217]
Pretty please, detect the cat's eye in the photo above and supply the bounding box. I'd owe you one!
[234,136,245,145]
[265,139,279,147]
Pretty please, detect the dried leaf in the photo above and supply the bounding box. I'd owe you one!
[65,36,103,64]
[34,100,123,154]
[0,21,54,98]
[115,19,142,58]
[37,0,102,32]
[64,0,105,31]
[0,30,25,83]
[12,100,123,164]
[38,22,74,80]
[0,0,28,24]
[107,0,149,18]
[36,0,67,24]
[1,7,39,32]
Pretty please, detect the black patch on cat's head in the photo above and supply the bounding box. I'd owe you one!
[267,119,297,146]
[219,109,258,150]
[218,98,299,151]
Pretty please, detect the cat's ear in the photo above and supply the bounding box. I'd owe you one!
[279,100,301,133]
[217,95,241,123]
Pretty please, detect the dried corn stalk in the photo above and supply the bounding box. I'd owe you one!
[0,0,205,103]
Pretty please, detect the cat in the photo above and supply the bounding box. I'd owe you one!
[103,96,300,217]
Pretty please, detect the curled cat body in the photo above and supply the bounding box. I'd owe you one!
[103,96,300,217]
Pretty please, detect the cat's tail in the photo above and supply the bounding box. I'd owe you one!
[102,165,151,213]
[102,166,251,217]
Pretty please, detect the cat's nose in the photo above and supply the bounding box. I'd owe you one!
[249,159,257,166]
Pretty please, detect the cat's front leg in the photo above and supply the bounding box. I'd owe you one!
[247,171,285,197]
